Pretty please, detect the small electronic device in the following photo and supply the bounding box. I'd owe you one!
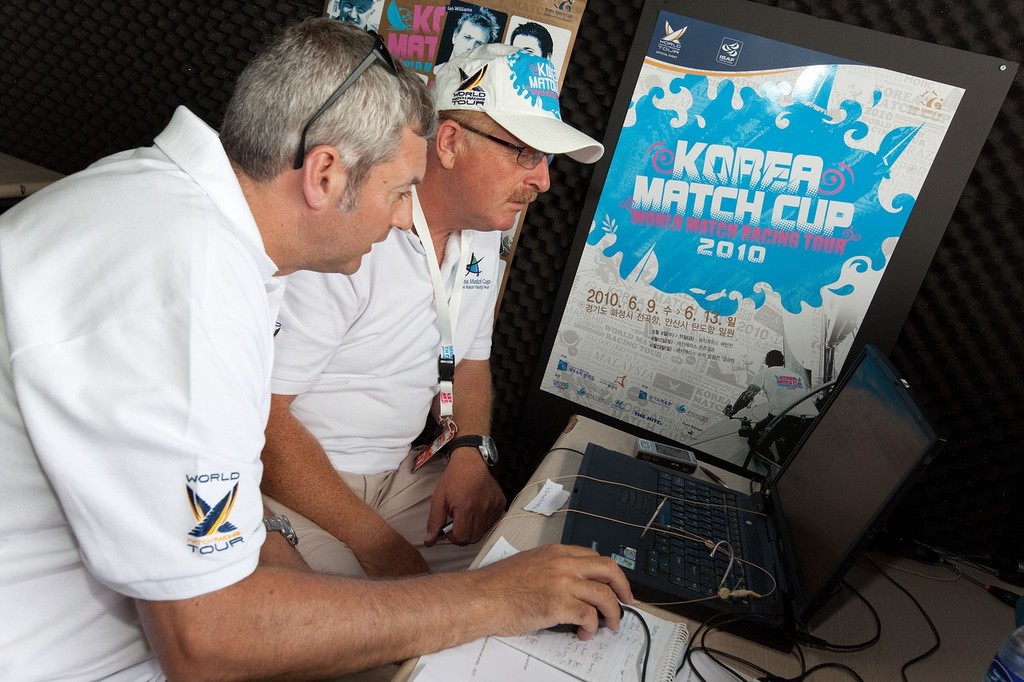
[635,438,698,473]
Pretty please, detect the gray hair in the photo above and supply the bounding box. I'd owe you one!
[221,18,436,197]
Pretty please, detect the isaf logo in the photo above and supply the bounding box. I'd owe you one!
[717,37,743,67]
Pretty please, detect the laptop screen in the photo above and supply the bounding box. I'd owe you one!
[771,346,942,621]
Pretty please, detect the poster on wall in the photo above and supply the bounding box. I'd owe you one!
[532,1,1014,469]
[324,0,588,298]
[323,0,584,89]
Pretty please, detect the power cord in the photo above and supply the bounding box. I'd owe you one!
[621,604,652,682]
[679,610,864,679]
[863,556,941,681]
[794,580,880,652]
[679,612,787,682]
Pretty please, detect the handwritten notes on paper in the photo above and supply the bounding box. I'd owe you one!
[497,608,687,682]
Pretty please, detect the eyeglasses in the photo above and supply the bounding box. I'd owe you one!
[293,30,399,170]
[457,122,554,170]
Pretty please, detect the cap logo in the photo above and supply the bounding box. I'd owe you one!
[451,65,488,107]
[507,51,561,120]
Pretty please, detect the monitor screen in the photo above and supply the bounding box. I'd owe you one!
[771,346,941,620]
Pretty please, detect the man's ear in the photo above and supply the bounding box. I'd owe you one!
[300,144,349,210]
[434,119,463,170]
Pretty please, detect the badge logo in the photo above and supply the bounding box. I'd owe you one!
[654,21,686,60]
[661,21,687,44]
[186,483,239,538]
[465,252,484,276]
[451,66,488,107]
[717,38,743,67]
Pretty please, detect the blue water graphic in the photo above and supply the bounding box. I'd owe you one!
[590,68,918,315]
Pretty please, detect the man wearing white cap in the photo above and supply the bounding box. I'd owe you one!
[261,43,603,578]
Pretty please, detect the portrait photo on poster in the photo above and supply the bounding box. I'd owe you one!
[504,16,571,84]
[434,2,509,71]
[323,0,385,33]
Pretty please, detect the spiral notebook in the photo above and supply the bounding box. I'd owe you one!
[495,607,688,682]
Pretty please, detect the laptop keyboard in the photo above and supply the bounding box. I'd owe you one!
[647,472,746,598]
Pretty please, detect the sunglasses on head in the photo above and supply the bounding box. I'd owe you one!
[293,31,398,170]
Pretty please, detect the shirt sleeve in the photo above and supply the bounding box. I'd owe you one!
[12,283,271,601]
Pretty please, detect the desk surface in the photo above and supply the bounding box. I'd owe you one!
[396,415,1018,681]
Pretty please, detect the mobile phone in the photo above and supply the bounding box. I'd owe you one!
[635,438,698,473]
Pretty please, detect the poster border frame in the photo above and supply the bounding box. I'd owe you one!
[524,0,1017,467]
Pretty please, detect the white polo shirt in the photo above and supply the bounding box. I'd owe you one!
[748,365,817,420]
[0,107,281,680]
[271,211,501,475]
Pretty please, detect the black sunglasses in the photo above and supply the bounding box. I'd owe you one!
[292,31,399,170]
[457,122,555,170]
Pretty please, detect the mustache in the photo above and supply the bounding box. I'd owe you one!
[508,190,538,204]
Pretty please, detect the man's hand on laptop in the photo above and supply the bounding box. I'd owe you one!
[475,544,633,641]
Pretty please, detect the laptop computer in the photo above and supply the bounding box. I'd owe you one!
[560,345,944,650]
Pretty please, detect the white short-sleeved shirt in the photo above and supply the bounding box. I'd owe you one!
[271,214,501,474]
[748,365,817,420]
[0,107,282,681]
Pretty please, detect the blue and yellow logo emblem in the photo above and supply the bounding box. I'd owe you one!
[186,483,239,538]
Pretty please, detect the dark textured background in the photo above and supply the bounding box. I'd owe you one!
[1,0,1021,564]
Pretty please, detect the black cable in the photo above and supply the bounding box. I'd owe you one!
[752,381,836,455]
[700,645,772,682]
[678,612,801,682]
[545,446,586,457]
[621,604,652,682]
[864,556,941,681]
[795,580,881,652]
[796,662,866,681]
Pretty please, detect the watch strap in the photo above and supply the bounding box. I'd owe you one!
[447,435,485,451]
[446,435,497,466]
[263,514,299,547]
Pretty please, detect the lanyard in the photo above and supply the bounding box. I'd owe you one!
[410,186,471,470]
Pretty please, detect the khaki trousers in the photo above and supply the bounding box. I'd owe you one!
[264,450,480,576]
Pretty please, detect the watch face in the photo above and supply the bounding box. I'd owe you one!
[479,436,498,465]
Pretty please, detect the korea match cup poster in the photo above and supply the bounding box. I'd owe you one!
[539,9,963,462]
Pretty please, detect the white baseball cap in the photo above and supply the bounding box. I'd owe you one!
[433,43,604,164]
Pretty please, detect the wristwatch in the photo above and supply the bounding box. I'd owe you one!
[446,434,499,467]
[263,514,299,547]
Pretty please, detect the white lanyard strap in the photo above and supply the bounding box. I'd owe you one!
[411,187,470,421]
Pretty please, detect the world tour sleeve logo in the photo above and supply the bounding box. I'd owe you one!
[185,476,244,554]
